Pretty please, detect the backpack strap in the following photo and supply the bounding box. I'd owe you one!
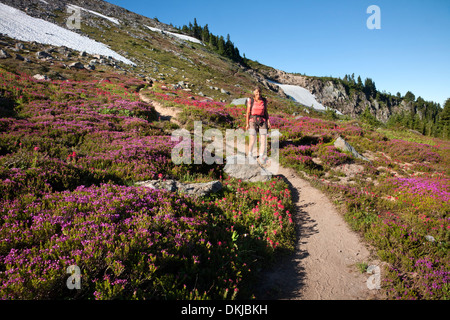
[263,98,268,120]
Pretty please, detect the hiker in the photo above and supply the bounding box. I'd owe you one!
[245,87,271,163]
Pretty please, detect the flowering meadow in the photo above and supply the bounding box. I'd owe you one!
[1,64,449,300]
[274,115,450,300]
[132,83,450,299]
[0,68,295,299]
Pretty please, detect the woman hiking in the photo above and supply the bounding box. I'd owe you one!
[245,87,271,164]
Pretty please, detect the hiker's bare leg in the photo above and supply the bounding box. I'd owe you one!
[259,129,268,158]
[248,130,256,156]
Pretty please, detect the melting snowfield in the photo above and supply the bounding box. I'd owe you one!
[276,83,327,110]
[268,79,342,115]
[0,3,134,65]
[146,26,204,45]
[67,4,121,25]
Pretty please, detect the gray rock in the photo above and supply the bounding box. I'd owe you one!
[15,43,25,51]
[0,49,11,59]
[334,136,369,162]
[179,181,223,197]
[224,155,272,182]
[15,54,25,61]
[221,88,230,95]
[33,74,50,81]
[425,235,435,242]
[230,98,248,106]
[36,51,52,59]
[135,179,222,197]
[68,62,85,69]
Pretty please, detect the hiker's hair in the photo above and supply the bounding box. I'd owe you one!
[253,87,262,93]
[251,87,262,98]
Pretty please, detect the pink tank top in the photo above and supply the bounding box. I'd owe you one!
[251,99,265,116]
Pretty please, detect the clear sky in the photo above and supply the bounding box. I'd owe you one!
[107,0,450,106]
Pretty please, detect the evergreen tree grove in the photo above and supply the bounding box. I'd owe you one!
[180,19,245,65]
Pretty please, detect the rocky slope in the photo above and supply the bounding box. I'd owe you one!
[0,0,436,123]
[257,68,415,123]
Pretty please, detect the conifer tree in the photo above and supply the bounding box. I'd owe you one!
[202,24,210,43]
[217,35,225,55]
[440,98,450,139]
[357,76,363,89]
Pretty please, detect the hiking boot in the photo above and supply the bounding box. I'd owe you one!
[248,152,257,164]
[259,154,268,164]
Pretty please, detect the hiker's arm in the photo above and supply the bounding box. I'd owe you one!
[245,99,251,130]
[265,103,271,129]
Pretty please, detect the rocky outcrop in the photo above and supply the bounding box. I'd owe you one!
[224,155,272,182]
[259,68,411,123]
[0,49,11,59]
[135,179,223,197]
[334,136,369,162]
[230,98,248,106]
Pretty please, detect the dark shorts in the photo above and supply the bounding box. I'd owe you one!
[249,116,268,136]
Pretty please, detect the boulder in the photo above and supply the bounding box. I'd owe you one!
[36,51,52,59]
[0,49,11,59]
[179,181,223,197]
[334,136,369,162]
[230,98,248,106]
[135,179,223,197]
[15,54,25,61]
[68,62,85,69]
[224,154,272,182]
[15,43,25,51]
[33,74,50,81]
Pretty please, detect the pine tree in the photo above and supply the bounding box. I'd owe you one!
[363,78,376,98]
[440,98,450,139]
[201,24,210,43]
[404,91,416,102]
[225,34,233,58]
[208,34,216,49]
[217,35,225,55]
[357,76,363,89]
[192,18,201,39]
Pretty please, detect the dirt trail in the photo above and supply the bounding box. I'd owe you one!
[139,89,181,126]
[139,93,380,300]
[256,165,379,300]
[224,139,378,300]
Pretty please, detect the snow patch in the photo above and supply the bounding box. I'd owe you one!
[146,26,203,45]
[67,4,120,25]
[0,3,134,65]
[268,79,343,115]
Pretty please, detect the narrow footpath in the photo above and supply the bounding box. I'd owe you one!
[139,91,381,300]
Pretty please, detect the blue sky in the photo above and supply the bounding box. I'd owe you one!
[107,0,450,106]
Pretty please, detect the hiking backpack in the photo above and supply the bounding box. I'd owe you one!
[248,97,268,120]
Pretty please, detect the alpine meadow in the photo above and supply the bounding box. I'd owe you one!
[0,0,449,303]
